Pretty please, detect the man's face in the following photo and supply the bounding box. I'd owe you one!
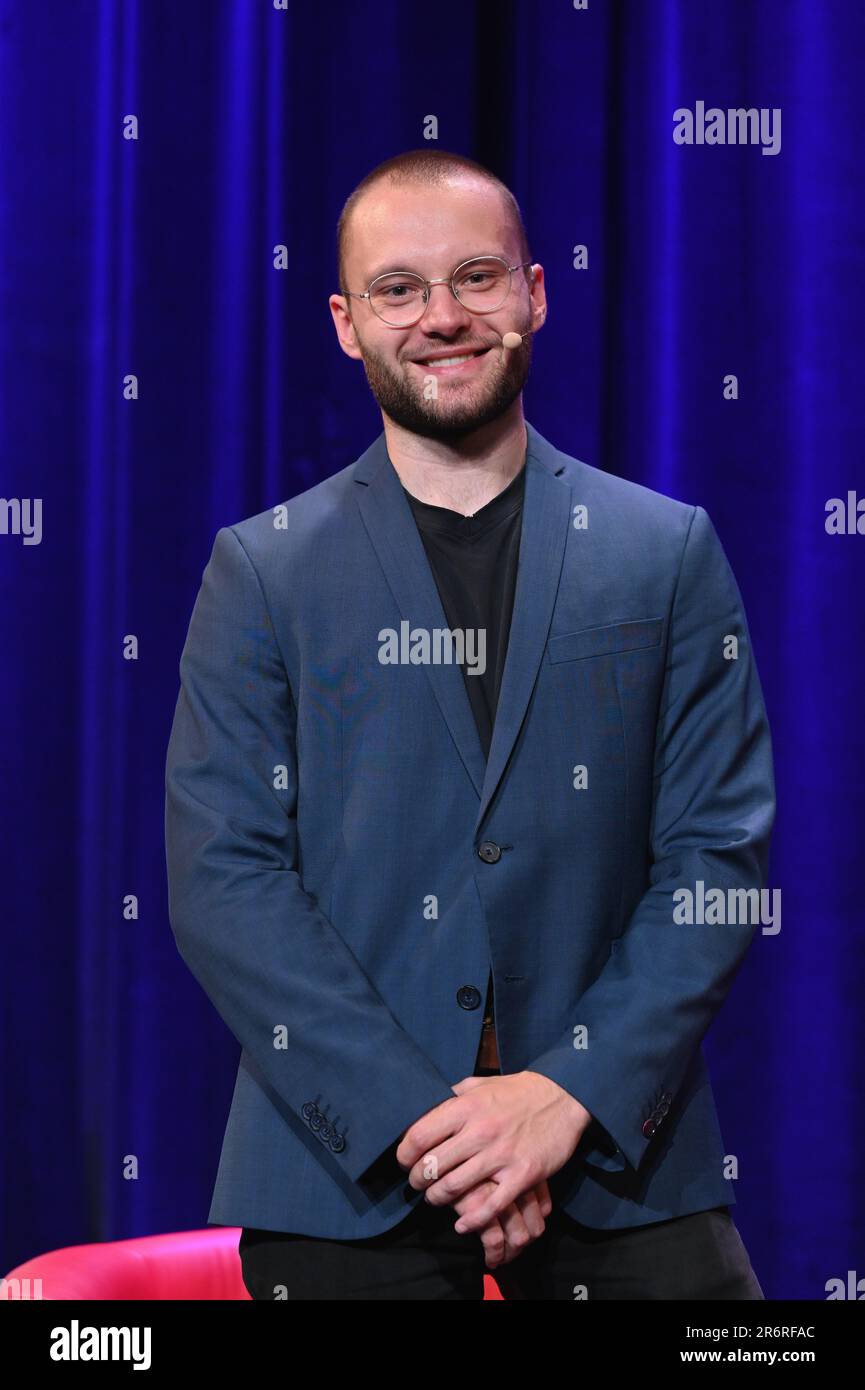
[329,178,546,443]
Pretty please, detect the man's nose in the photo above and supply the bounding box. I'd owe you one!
[419,280,474,335]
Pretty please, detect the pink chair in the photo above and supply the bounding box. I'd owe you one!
[2,1229,250,1300]
[2,1229,504,1299]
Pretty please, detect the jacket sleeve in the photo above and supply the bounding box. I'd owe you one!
[165,525,456,1185]
[525,505,776,1173]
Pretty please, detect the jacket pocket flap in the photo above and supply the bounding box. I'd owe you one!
[547,617,664,663]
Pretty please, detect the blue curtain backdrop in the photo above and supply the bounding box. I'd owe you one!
[1,0,862,1299]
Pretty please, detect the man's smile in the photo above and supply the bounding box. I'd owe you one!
[408,346,493,376]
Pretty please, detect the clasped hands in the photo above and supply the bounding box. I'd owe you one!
[395,1071,592,1270]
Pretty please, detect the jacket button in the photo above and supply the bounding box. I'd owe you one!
[477,841,502,863]
[329,1133,346,1153]
[456,985,482,1010]
[642,1117,657,1139]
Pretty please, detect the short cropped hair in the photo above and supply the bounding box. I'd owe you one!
[336,149,532,294]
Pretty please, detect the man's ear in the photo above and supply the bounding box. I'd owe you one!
[329,293,364,362]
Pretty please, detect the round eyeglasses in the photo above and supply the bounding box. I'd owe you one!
[343,255,534,328]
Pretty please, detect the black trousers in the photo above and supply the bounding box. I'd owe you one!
[238,1200,765,1301]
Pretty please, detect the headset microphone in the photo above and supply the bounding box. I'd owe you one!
[501,293,546,349]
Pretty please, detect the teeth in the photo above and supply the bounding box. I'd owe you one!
[422,353,477,367]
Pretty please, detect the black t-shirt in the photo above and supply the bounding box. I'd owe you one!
[402,459,526,1030]
[402,462,525,760]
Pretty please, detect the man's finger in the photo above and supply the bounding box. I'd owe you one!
[395,1095,463,1168]
[479,1215,506,1267]
[454,1180,507,1267]
[454,1168,537,1233]
[514,1187,546,1239]
[497,1198,533,1254]
[534,1179,553,1218]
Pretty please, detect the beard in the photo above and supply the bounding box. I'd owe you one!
[355,322,533,443]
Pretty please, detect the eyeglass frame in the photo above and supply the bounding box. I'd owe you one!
[341,254,536,327]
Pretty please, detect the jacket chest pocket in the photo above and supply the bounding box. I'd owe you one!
[546,617,663,664]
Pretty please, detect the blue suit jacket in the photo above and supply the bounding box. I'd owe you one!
[165,420,775,1238]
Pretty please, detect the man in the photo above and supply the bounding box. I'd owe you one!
[165,149,774,1300]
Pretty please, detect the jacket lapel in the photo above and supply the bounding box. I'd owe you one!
[475,424,571,832]
[354,434,488,800]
